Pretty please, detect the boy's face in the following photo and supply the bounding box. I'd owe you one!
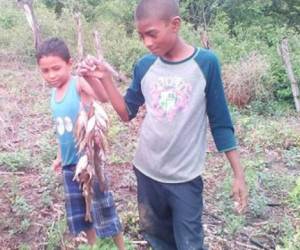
[38,55,72,88]
[136,17,179,57]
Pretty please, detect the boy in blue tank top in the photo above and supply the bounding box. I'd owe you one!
[79,0,248,249]
[36,37,125,248]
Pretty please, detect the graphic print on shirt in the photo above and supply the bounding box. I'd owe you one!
[150,76,192,121]
[55,116,74,135]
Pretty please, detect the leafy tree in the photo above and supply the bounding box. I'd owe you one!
[179,0,222,30]
[220,0,300,36]
[41,0,103,21]
[41,0,64,17]
[265,0,300,33]
[180,0,300,35]
[93,0,137,35]
[41,0,137,34]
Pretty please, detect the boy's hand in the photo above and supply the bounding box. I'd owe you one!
[232,175,248,214]
[225,150,248,214]
[77,55,98,75]
[77,55,111,81]
[52,158,62,174]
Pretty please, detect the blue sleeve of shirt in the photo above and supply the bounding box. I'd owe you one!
[124,54,157,120]
[195,49,237,152]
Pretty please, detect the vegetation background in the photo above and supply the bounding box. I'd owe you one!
[0,0,299,249]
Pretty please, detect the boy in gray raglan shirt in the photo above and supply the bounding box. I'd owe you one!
[78,0,248,249]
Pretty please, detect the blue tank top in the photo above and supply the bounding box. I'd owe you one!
[50,76,80,166]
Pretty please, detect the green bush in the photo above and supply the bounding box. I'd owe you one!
[209,12,300,105]
[92,20,146,76]
[289,177,300,210]
[0,150,31,171]
[0,9,19,29]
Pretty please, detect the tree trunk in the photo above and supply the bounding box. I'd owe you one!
[93,30,104,61]
[93,30,128,84]
[200,30,211,49]
[17,0,42,50]
[74,12,84,61]
[278,37,300,112]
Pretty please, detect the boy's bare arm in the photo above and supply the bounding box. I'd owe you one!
[225,149,248,213]
[52,147,62,173]
[100,75,130,122]
[78,76,109,103]
[78,57,129,121]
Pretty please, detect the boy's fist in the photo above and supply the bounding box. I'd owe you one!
[77,55,99,76]
[232,176,248,214]
[77,55,113,81]
[52,158,62,174]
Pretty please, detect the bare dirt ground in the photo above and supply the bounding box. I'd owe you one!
[0,61,299,249]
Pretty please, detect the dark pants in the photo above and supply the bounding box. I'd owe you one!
[134,167,206,250]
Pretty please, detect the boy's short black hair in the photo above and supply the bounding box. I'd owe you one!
[135,0,179,21]
[36,37,71,63]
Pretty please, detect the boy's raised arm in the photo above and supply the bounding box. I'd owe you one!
[78,56,130,121]
[100,75,130,122]
[78,76,109,103]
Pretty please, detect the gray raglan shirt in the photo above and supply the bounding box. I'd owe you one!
[124,48,236,183]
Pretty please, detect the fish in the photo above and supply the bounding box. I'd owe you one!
[73,101,109,221]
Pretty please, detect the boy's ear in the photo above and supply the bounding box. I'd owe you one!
[170,16,181,32]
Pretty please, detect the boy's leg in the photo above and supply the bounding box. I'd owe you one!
[63,165,124,248]
[91,178,124,249]
[86,228,124,249]
[62,166,94,236]
[85,228,97,245]
[134,167,176,250]
[112,232,126,250]
[167,176,206,250]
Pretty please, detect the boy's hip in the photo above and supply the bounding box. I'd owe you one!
[62,164,113,206]
[133,166,204,203]
[62,164,122,237]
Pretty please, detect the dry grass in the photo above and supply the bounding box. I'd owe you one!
[223,52,269,108]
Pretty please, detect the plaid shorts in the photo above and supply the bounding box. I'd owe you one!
[62,165,122,237]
